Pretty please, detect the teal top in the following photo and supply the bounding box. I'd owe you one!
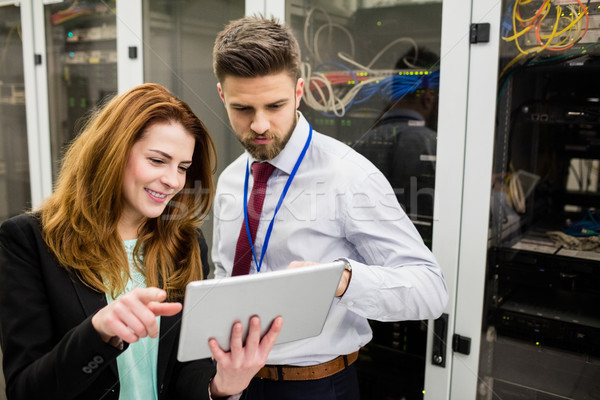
[106,239,160,400]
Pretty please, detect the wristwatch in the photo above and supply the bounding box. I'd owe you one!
[334,258,352,297]
[335,258,352,273]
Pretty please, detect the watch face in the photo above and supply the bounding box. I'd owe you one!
[340,259,351,271]
[335,258,351,271]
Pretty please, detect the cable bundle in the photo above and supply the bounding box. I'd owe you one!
[301,62,439,117]
[503,0,590,51]
[299,7,440,117]
[500,0,592,75]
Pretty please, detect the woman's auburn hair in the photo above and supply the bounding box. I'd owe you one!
[38,83,217,300]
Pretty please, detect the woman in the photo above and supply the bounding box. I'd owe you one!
[0,83,281,399]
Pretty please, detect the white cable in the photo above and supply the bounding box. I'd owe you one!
[303,7,332,65]
[509,173,526,214]
[313,22,355,64]
[302,58,388,117]
[336,52,373,73]
[370,37,419,70]
[336,37,419,73]
[302,24,421,115]
[301,62,342,115]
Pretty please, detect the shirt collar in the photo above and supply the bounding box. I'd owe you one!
[248,111,311,175]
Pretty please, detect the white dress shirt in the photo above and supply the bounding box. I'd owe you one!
[212,112,448,366]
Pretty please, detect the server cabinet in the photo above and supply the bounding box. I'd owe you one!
[478,1,600,397]
[455,0,600,399]
[276,1,468,399]
[41,0,118,179]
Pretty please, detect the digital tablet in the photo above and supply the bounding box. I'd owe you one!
[177,261,345,362]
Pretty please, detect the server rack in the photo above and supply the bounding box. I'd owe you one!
[478,1,600,397]
[286,2,443,398]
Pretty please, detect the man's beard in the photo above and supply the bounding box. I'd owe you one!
[238,126,294,161]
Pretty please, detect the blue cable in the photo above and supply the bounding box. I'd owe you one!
[314,68,439,116]
[564,209,600,237]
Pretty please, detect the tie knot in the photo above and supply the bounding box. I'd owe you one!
[252,162,276,184]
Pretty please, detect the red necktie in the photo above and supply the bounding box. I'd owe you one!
[231,162,276,276]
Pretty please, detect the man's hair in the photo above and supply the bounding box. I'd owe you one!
[213,15,301,83]
[39,83,217,300]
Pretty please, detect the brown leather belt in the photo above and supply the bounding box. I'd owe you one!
[255,351,359,381]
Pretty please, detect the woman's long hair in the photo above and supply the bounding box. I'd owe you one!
[39,83,216,300]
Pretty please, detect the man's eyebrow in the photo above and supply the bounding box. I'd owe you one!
[230,102,252,108]
[230,98,289,108]
[269,99,288,106]
[149,149,192,164]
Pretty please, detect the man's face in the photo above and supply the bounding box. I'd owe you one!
[218,72,304,161]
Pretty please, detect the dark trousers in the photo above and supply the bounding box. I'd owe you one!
[243,364,360,400]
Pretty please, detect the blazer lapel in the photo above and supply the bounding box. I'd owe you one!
[72,278,108,316]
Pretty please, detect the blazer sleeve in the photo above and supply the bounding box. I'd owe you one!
[0,215,125,400]
[172,358,216,400]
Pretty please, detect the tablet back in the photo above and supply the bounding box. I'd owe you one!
[177,261,345,362]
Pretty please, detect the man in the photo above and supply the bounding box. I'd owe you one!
[211,15,448,400]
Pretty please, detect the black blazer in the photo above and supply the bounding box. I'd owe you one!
[0,213,215,400]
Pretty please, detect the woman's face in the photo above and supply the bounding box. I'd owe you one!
[119,121,195,239]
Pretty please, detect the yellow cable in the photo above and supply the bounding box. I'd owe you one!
[541,4,586,50]
[57,0,79,14]
[535,6,561,52]
[547,6,580,48]
[540,6,584,40]
[503,25,532,42]
[513,0,530,53]
[510,0,552,53]
[549,7,577,47]
[515,0,550,24]
[500,52,527,77]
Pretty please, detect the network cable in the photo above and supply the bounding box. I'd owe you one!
[301,7,439,117]
[501,0,590,56]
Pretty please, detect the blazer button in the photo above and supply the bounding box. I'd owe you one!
[82,355,104,374]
